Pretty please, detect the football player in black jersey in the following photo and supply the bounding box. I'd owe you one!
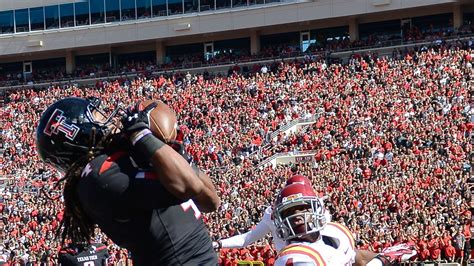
[36,97,220,265]
[58,242,109,266]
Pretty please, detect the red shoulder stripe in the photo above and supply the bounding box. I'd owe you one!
[99,151,127,174]
[135,171,159,180]
[144,171,158,179]
[95,245,107,251]
[327,222,356,248]
[278,249,326,266]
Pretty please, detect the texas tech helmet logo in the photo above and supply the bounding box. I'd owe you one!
[43,109,80,141]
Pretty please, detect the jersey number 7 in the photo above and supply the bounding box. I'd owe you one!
[181,199,201,219]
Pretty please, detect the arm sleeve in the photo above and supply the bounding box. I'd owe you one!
[220,208,273,248]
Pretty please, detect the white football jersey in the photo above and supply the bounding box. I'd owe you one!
[219,207,343,255]
[319,222,356,265]
[274,222,357,266]
[275,240,351,266]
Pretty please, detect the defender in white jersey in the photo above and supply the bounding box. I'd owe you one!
[215,206,349,255]
[272,182,354,266]
[215,175,313,252]
[214,175,344,254]
[273,183,416,266]
[215,175,416,265]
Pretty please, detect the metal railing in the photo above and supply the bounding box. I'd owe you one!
[237,261,264,266]
[268,113,319,141]
[257,149,319,168]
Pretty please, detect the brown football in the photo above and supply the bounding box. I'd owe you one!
[140,100,178,143]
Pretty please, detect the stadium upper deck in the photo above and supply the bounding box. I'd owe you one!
[0,0,472,75]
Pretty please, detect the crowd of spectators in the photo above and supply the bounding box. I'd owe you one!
[1,35,473,265]
[205,40,474,264]
[1,20,472,88]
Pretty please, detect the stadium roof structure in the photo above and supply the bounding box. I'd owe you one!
[0,0,471,83]
[0,0,87,12]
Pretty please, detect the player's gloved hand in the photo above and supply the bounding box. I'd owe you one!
[121,101,158,137]
[121,101,165,158]
[212,240,222,250]
[378,243,417,265]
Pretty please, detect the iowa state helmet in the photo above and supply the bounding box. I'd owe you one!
[273,183,327,241]
[286,174,312,187]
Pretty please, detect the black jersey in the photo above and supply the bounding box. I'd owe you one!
[58,243,108,266]
[77,150,217,265]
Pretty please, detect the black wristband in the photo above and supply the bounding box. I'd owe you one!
[375,254,392,266]
[134,132,165,159]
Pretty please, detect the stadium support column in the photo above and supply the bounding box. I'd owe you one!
[250,30,260,55]
[453,4,463,30]
[109,47,117,71]
[349,18,359,41]
[66,51,75,74]
[155,41,165,65]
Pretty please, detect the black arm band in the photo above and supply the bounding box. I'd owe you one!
[134,133,165,159]
[374,254,392,266]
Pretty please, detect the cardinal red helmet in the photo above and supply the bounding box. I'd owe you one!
[273,183,327,241]
[285,174,312,187]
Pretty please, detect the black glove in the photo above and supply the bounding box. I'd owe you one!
[121,101,158,135]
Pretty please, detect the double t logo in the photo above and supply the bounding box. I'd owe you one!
[43,109,80,141]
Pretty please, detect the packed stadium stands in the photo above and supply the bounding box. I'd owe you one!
[1,35,473,264]
[1,0,474,265]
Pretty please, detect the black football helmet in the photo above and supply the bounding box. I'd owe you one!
[36,97,120,173]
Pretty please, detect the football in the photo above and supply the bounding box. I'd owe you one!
[140,100,178,143]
